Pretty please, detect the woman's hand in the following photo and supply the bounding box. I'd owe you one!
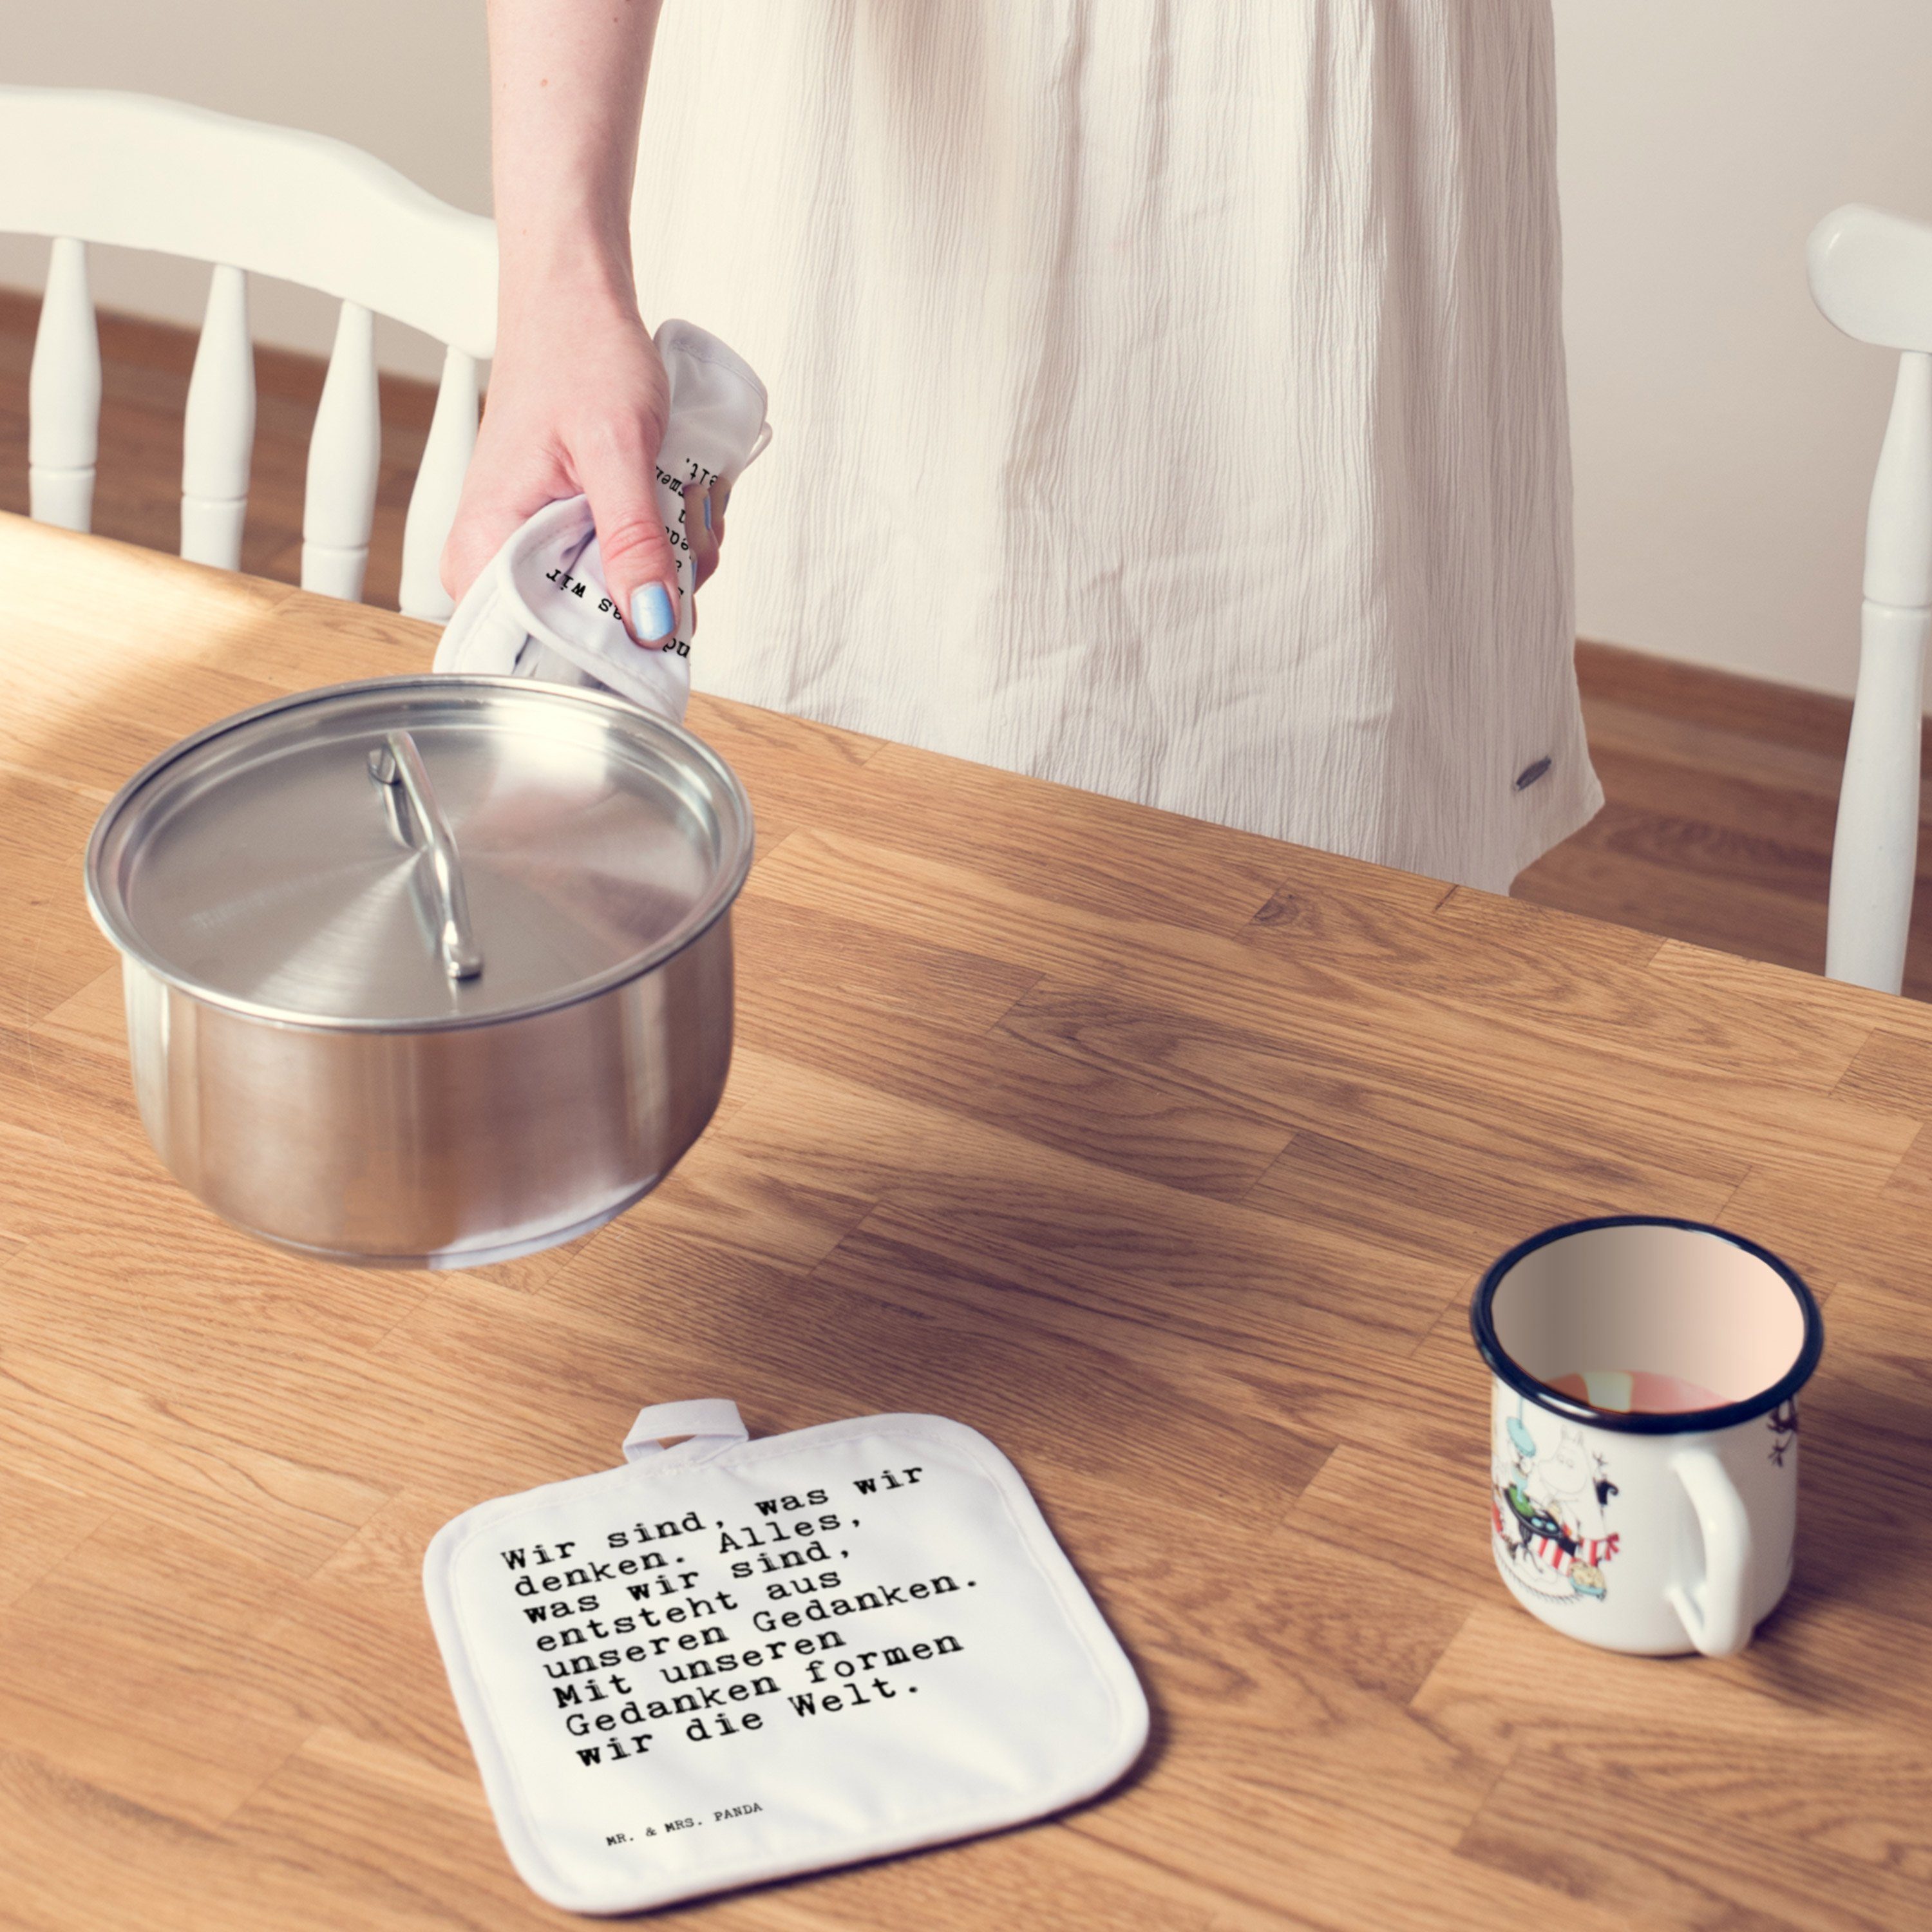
[440,284,686,643]
[448,0,699,643]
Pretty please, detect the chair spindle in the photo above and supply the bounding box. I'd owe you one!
[1826,349,1932,992]
[399,345,479,621]
[180,263,254,569]
[301,299,381,601]
[28,236,101,533]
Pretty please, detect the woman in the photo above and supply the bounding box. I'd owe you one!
[445,1,1599,892]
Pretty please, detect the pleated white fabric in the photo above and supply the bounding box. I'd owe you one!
[631,1,1600,890]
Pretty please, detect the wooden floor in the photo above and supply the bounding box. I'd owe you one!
[6,289,1931,998]
[1518,650,1932,1003]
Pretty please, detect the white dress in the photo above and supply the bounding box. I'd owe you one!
[630,1,1600,891]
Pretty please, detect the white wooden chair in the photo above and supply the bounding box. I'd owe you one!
[1809,204,1932,994]
[0,86,497,619]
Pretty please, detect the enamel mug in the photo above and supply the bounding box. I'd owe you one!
[1471,1217,1823,1656]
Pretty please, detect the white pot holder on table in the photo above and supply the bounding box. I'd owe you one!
[423,1400,1150,1915]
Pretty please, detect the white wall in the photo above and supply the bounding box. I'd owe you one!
[6,3,1932,696]
[0,2,489,379]
[1555,0,1932,697]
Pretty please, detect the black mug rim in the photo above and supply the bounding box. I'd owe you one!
[1469,1214,1824,1435]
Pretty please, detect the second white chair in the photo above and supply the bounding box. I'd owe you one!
[1809,203,1932,995]
[0,84,498,620]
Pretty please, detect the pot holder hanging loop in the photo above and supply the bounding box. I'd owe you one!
[622,1398,750,1464]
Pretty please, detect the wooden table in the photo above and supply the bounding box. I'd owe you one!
[3,513,1930,1931]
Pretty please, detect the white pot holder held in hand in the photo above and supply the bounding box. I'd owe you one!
[423,1400,1149,1915]
[433,319,771,724]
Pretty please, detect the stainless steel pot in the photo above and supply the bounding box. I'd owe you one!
[84,676,754,1268]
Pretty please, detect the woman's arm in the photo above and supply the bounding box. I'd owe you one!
[441,0,685,642]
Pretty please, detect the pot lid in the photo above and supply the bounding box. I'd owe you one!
[85,677,755,1030]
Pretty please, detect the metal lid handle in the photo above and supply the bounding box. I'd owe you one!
[368,732,484,980]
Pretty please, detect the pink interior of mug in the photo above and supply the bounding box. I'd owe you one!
[1489,1222,1806,1406]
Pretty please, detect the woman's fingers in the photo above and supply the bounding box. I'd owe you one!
[439,437,563,605]
[577,423,682,646]
[433,314,737,649]
[440,501,518,605]
[688,477,723,591]
[443,305,679,643]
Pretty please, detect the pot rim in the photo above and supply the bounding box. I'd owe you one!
[84,675,754,1035]
[1468,1213,1824,1435]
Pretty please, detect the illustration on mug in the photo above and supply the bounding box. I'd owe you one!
[1491,1401,1620,1603]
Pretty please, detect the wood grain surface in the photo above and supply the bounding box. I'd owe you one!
[12,284,1932,1001]
[3,514,1931,1931]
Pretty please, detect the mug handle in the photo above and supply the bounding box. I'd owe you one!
[1666,1446,1755,1656]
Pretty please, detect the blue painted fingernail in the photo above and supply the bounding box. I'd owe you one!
[631,582,674,642]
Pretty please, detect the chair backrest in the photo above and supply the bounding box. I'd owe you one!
[1810,204,1932,356]
[1808,205,1932,994]
[0,86,498,619]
